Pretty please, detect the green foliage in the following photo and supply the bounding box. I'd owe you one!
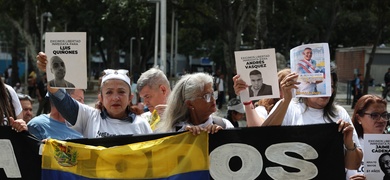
[1,0,390,75]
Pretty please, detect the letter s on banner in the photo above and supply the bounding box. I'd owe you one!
[210,143,263,179]
[0,140,22,178]
[265,142,318,179]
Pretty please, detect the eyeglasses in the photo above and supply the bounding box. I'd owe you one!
[103,69,129,76]
[17,93,34,102]
[196,91,218,102]
[362,112,390,121]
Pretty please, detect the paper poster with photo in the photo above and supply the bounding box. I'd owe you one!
[45,32,87,89]
[364,134,390,180]
[234,49,279,102]
[290,43,331,97]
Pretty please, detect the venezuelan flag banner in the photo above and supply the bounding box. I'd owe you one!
[149,109,160,131]
[41,132,209,180]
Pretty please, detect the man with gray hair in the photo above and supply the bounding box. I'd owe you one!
[137,68,171,130]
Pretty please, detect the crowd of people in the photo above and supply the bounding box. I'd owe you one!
[1,51,390,179]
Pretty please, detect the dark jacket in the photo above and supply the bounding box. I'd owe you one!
[248,84,272,97]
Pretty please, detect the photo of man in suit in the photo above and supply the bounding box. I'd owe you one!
[248,69,272,97]
[296,47,324,93]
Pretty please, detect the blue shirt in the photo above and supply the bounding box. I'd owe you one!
[27,114,83,140]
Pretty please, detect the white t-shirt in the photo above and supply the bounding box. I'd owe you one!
[255,105,268,119]
[345,138,364,179]
[5,84,22,117]
[270,99,361,148]
[72,103,153,138]
[174,116,234,132]
[216,78,224,91]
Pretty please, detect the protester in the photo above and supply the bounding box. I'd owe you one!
[137,68,171,130]
[352,74,363,109]
[27,68,37,98]
[14,82,23,93]
[233,68,291,126]
[27,89,85,140]
[263,71,363,170]
[6,65,12,85]
[226,98,246,127]
[383,68,390,99]
[347,94,389,179]
[0,79,27,132]
[215,73,225,109]
[157,72,234,134]
[17,93,34,123]
[37,52,152,137]
[36,72,50,115]
[256,69,291,117]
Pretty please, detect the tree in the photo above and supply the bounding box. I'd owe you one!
[0,0,37,86]
[362,0,390,94]
[173,0,255,99]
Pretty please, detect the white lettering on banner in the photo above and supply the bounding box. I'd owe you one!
[210,143,262,179]
[0,140,22,178]
[265,142,318,179]
[210,142,319,179]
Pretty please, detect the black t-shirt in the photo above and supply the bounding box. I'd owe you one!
[384,72,390,84]
[36,80,47,98]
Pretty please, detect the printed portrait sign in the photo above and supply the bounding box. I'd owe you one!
[234,49,279,102]
[290,43,331,97]
[364,134,390,180]
[45,32,87,89]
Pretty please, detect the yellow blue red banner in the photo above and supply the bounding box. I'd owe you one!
[41,132,209,179]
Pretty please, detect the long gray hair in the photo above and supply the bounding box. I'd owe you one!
[158,72,214,132]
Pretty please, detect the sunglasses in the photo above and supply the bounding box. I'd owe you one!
[362,112,390,121]
[17,94,34,102]
[103,69,129,76]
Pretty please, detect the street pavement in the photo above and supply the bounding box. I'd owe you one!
[31,83,388,119]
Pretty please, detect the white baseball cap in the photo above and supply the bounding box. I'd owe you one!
[101,69,131,87]
[227,98,245,113]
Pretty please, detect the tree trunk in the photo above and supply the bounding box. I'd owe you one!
[11,29,19,86]
[259,0,268,49]
[215,0,254,101]
[324,0,340,42]
[363,27,383,94]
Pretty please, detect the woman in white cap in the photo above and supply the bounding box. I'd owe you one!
[226,98,245,127]
[36,52,152,138]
